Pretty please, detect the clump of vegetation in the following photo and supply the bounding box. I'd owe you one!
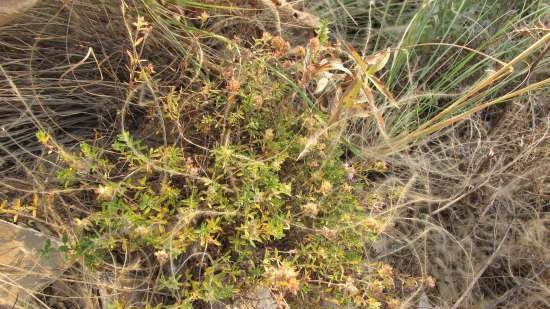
[25,31,422,308]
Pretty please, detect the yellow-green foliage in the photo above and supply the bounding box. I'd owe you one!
[11,36,412,308]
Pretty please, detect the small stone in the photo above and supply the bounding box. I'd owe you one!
[0,220,67,306]
[235,287,277,309]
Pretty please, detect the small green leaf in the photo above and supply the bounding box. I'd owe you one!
[36,130,50,144]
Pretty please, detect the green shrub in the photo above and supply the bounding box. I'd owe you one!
[22,33,415,308]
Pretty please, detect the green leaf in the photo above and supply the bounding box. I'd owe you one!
[36,130,50,144]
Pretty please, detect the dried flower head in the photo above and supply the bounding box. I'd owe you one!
[199,11,209,24]
[302,202,319,217]
[343,163,356,181]
[261,31,273,42]
[97,184,115,201]
[342,183,353,192]
[387,298,402,309]
[253,95,264,108]
[266,263,300,294]
[363,217,381,232]
[372,160,388,172]
[292,46,306,57]
[185,157,199,177]
[344,277,359,295]
[227,77,241,94]
[133,16,151,33]
[424,276,437,289]
[271,36,290,55]
[134,225,150,237]
[308,160,319,168]
[320,226,337,240]
[154,250,169,264]
[368,280,384,295]
[308,37,320,52]
[378,264,394,282]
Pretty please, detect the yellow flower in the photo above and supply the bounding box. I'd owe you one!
[319,180,333,195]
[199,11,209,24]
[264,128,274,141]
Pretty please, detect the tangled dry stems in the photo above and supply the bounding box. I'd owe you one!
[376,101,549,308]
[0,0,548,309]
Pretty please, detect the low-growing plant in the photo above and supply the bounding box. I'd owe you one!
[0,27,429,308]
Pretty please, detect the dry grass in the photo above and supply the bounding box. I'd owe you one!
[0,0,548,308]
[0,0,128,179]
[372,99,549,308]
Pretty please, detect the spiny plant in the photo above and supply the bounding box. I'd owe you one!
[31,43,399,307]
